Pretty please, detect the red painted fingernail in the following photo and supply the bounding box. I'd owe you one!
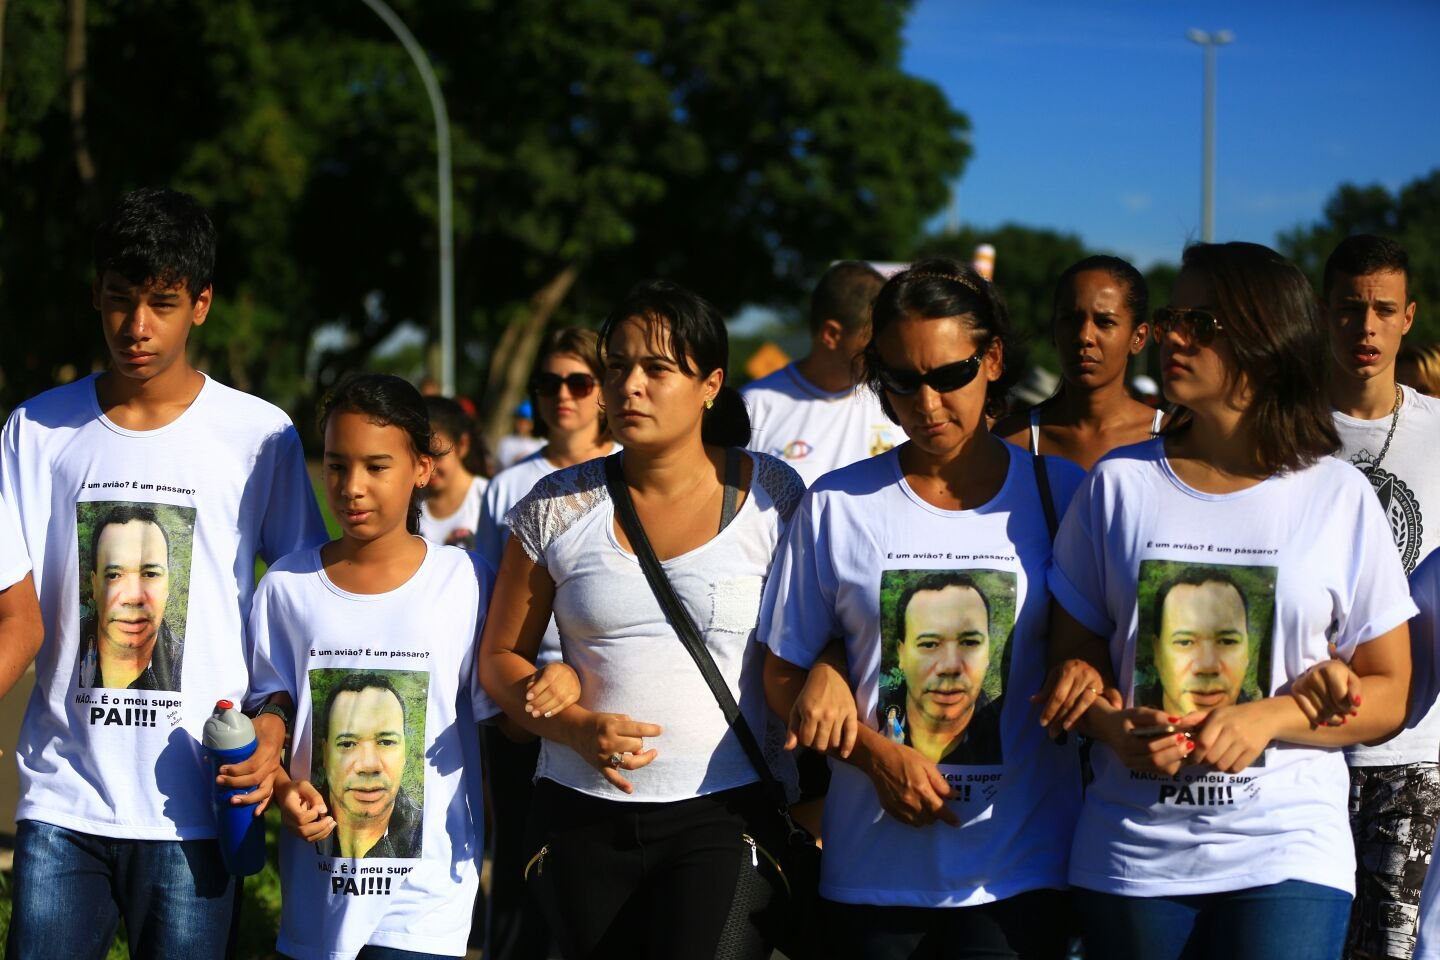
[1168,717,1180,723]
[1185,741,1196,751]
[1353,695,1363,705]
[1341,716,1348,725]
[1175,733,1187,743]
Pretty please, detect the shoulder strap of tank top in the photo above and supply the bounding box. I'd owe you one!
[1151,407,1165,435]
[1029,407,1041,455]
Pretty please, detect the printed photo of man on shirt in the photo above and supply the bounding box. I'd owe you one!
[878,569,1015,766]
[1136,560,1275,720]
[75,501,195,691]
[310,668,428,860]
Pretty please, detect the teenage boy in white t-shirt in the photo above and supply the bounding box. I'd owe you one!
[742,261,902,486]
[0,188,327,958]
[1325,235,1440,960]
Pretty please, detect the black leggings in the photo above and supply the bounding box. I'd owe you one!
[821,890,1075,960]
[523,778,770,960]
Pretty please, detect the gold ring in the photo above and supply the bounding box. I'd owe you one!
[609,752,624,769]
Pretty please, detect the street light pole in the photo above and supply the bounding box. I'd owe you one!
[1187,28,1233,244]
[360,0,456,396]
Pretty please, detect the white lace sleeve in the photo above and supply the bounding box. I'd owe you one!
[503,458,610,566]
[751,452,805,523]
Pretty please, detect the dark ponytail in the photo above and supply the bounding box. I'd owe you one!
[600,279,752,448]
[703,385,751,447]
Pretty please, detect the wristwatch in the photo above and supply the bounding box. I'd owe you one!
[256,702,294,737]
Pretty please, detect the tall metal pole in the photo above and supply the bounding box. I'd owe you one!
[1187,29,1233,244]
[360,0,455,396]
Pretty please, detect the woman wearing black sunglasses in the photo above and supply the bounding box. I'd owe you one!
[1048,242,1415,960]
[996,255,1164,470]
[759,258,1103,959]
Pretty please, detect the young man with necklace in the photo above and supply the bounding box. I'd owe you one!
[1327,234,1440,960]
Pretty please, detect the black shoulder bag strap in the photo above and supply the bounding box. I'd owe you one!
[1032,453,1059,541]
[603,452,793,816]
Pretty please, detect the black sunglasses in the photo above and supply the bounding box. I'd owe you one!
[1152,308,1224,347]
[876,352,986,396]
[531,372,597,398]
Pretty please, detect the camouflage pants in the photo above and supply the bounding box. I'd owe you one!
[1347,762,1440,959]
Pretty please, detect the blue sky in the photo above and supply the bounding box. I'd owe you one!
[902,0,1440,268]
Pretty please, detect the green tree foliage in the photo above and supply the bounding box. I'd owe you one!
[1278,168,1440,344]
[0,0,970,441]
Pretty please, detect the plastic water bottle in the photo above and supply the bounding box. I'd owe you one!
[202,699,266,875]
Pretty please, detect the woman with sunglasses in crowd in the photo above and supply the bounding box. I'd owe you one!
[1049,242,1415,960]
[996,255,1164,471]
[478,281,805,959]
[760,258,1102,959]
[473,327,616,960]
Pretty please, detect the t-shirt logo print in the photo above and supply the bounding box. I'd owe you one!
[779,439,814,461]
[1351,450,1423,574]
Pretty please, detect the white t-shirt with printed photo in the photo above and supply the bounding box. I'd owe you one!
[1334,385,1440,766]
[742,365,902,487]
[1048,439,1416,897]
[761,443,1085,907]
[0,374,327,840]
[247,541,496,960]
[418,475,488,550]
[507,451,804,803]
[0,490,30,590]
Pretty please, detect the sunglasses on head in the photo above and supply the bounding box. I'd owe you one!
[530,372,597,398]
[876,351,986,396]
[1151,308,1225,347]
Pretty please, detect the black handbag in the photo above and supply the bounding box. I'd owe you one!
[603,451,823,960]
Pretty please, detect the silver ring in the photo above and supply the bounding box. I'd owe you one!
[609,752,624,769]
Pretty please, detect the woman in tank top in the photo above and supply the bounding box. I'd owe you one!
[995,256,1164,470]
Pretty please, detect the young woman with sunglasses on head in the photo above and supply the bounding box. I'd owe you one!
[1049,242,1415,960]
[478,281,806,960]
[760,258,1105,959]
[995,255,1164,471]
[473,327,616,960]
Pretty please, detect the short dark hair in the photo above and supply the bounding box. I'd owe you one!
[314,673,408,793]
[810,261,885,334]
[864,257,1020,421]
[599,280,750,447]
[894,571,990,642]
[93,187,216,299]
[1155,568,1250,637]
[319,373,434,535]
[1170,243,1339,474]
[424,395,490,477]
[1323,235,1411,302]
[1052,255,1148,332]
[90,504,168,573]
[527,327,609,443]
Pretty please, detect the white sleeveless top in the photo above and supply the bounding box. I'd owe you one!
[1028,406,1165,455]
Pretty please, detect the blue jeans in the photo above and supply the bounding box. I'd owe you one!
[6,819,237,960]
[1074,880,1352,960]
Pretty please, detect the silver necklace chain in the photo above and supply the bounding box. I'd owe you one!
[1365,383,1403,475]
